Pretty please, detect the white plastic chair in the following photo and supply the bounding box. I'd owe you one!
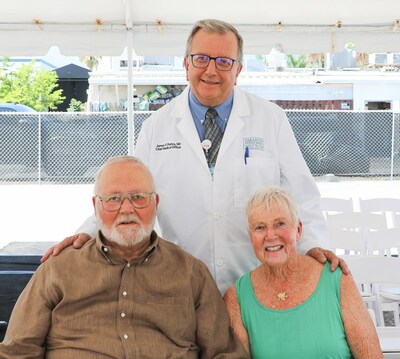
[395,214,400,228]
[363,227,400,326]
[376,326,400,356]
[364,227,400,257]
[328,228,365,255]
[359,198,400,228]
[343,256,400,327]
[326,212,387,255]
[326,212,388,231]
[320,197,354,220]
[367,308,377,326]
[378,281,400,328]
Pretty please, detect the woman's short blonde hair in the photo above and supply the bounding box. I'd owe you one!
[246,186,299,225]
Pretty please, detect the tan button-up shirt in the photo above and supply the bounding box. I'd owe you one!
[0,231,248,358]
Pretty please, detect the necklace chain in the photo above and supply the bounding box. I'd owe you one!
[263,267,290,301]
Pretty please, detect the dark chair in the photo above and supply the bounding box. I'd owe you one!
[0,255,41,342]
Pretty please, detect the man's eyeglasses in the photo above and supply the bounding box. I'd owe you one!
[190,54,236,71]
[96,192,155,212]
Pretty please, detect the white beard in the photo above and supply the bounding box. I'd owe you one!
[98,213,155,247]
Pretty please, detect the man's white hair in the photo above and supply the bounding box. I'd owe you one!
[93,155,155,195]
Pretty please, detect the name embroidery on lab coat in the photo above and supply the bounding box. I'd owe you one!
[243,137,264,151]
[155,142,182,151]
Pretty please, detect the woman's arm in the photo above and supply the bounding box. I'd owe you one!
[340,273,383,358]
[223,285,250,353]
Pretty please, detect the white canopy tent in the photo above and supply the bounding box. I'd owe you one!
[1,0,399,56]
[1,0,399,152]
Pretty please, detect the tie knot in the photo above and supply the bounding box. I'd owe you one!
[205,108,218,120]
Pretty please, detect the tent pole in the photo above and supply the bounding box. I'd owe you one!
[127,30,134,155]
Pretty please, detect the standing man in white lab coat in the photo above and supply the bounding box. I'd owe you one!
[43,19,346,294]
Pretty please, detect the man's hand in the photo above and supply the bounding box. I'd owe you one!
[306,247,350,275]
[40,233,91,263]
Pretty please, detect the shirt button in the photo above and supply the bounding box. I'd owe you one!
[127,263,131,268]
[217,259,224,266]
[123,334,128,340]
[122,291,128,296]
[213,213,220,220]
[121,312,126,318]
[103,247,108,252]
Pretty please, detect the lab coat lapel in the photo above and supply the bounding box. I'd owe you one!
[175,89,209,166]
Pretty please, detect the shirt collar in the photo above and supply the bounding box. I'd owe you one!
[96,230,158,265]
[188,89,234,124]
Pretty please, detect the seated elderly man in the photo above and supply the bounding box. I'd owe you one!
[0,155,248,359]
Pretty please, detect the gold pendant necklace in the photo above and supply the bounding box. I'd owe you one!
[263,266,289,301]
[277,292,288,301]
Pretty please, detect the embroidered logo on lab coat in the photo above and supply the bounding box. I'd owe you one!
[243,137,264,151]
[155,142,182,151]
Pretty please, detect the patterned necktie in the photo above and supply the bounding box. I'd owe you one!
[204,108,223,168]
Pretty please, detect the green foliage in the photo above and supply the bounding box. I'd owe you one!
[0,58,65,111]
[0,58,13,99]
[255,54,268,67]
[67,98,84,112]
[79,56,101,70]
[286,54,306,68]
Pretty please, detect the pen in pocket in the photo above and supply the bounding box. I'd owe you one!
[244,147,249,165]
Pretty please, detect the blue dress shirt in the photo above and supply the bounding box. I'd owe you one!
[188,89,234,141]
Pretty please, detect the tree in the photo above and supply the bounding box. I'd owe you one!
[79,56,101,71]
[0,58,65,111]
[67,98,84,112]
[0,58,13,99]
[286,54,306,68]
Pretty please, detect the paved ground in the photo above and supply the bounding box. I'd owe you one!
[0,176,399,254]
[0,183,93,253]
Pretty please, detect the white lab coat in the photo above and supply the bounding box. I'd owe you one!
[79,86,328,294]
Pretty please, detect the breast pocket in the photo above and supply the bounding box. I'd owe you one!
[145,295,190,339]
[234,157,278,208]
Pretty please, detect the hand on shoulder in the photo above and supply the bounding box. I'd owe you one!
[41,233,91,263]
[306,247,350,275]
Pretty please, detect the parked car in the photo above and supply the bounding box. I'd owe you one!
[0,103,36,112]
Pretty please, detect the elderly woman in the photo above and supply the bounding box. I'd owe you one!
[224,186,382,358]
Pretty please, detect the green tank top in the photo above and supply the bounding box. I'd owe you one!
[236,263,353,359]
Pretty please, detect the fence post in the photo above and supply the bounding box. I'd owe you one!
[38,113,41,185]
[390,111,395,181]
[127,31,134,155]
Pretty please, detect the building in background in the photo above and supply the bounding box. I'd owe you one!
[54,64,90,112]
[4,47,400,112]
[1,47,90,111]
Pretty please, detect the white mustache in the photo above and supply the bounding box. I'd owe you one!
[115,214,140,225]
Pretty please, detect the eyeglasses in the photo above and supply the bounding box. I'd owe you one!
[96,192,155,212]
[190,54,236,71]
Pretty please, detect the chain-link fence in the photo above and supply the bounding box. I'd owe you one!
[287,111,400,177]
[0,110,399,184]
